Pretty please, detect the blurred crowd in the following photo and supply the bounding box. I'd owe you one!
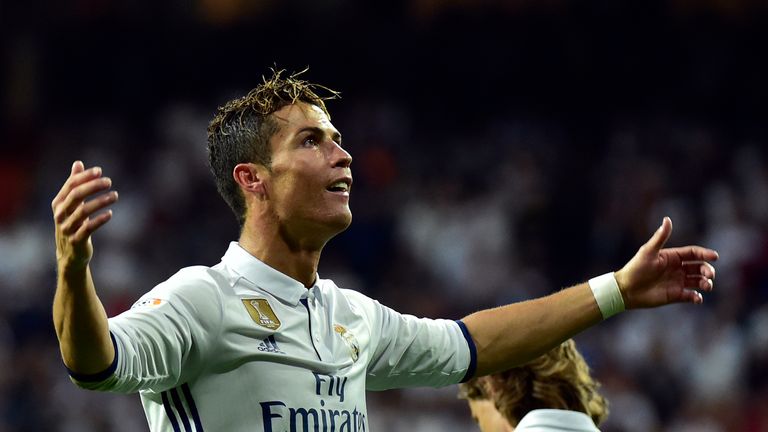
[2,1,768,431]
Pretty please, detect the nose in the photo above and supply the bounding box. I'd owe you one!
[331,141,352,168]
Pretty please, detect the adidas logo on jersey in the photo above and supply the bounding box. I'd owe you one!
[258,335,285,354]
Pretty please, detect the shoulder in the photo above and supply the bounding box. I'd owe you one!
[316,279,385,321]
[319,278,378,306]
[133,265,227,311]
[159,265,228,291]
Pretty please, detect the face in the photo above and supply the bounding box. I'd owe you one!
[261,102,353,242]
[468,400,513,432]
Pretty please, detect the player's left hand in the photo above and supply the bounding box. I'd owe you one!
[614,217,718,309]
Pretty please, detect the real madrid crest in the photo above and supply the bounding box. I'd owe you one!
[334,324,360,362]
[242,299,281,330]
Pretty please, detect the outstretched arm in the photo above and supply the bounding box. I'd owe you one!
[52,161,119,375]
[463,217,717,377]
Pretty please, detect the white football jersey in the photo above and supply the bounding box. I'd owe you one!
[515,409,601,431]
[70,242,476,431]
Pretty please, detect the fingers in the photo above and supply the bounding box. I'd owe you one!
[61,177,113,218]
[72,210,114,243]
[71,160,84,176]
[53,161,118,243]
[643,217,673,253]
[52,162,99,209]
[667,246,720,263]
[60,190,119,236]
[680,288,704,305]
[641,217,719,262]
[679,260,715,296]
[679,260,714,304]
[684,274,714,292]
[53,166,112,224]
[683,261,716,279]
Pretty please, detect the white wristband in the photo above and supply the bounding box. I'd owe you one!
[588,272,625,319]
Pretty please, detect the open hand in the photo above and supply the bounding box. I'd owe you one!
[614,217,718,309]
[52,161,118,269]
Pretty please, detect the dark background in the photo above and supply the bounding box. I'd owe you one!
[2,1,767,431]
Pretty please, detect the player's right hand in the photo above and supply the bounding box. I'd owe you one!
[52,161,118,270]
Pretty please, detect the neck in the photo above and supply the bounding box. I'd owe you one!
[238,221,325,288]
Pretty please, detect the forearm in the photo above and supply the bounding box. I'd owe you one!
[462,282,602,377]
[462,217,719,378]
[53,262,114,375]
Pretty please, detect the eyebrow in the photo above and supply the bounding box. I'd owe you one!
[297,126,342,144]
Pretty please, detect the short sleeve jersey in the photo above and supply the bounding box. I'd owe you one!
[71,242,476,432]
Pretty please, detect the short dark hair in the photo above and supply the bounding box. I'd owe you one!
[207,68,339,226]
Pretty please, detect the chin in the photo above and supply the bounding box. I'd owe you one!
[330,211,353,233]
[328,208,353,234]
[302,210,350,238]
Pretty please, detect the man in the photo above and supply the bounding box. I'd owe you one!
[52,69,717,431]
[459,339,608,431]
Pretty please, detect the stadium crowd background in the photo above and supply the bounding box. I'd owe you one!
[2,1,768,431]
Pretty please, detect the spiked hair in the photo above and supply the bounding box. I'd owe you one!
[207,68,340,226]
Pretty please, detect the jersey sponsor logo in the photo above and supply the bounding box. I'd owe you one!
[333,324,360,362]
[242,298,281,330]
[131,298,166,309]
[258,335,285,354]
[260,400,366,432]
[261,372,360,431]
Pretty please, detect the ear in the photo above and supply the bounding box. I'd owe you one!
[233,163,269,199]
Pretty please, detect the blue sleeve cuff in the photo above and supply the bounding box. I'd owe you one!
[66,332,119,382]
[455,320,477,382]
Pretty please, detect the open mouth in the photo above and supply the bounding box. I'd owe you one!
[326,178,352,193]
